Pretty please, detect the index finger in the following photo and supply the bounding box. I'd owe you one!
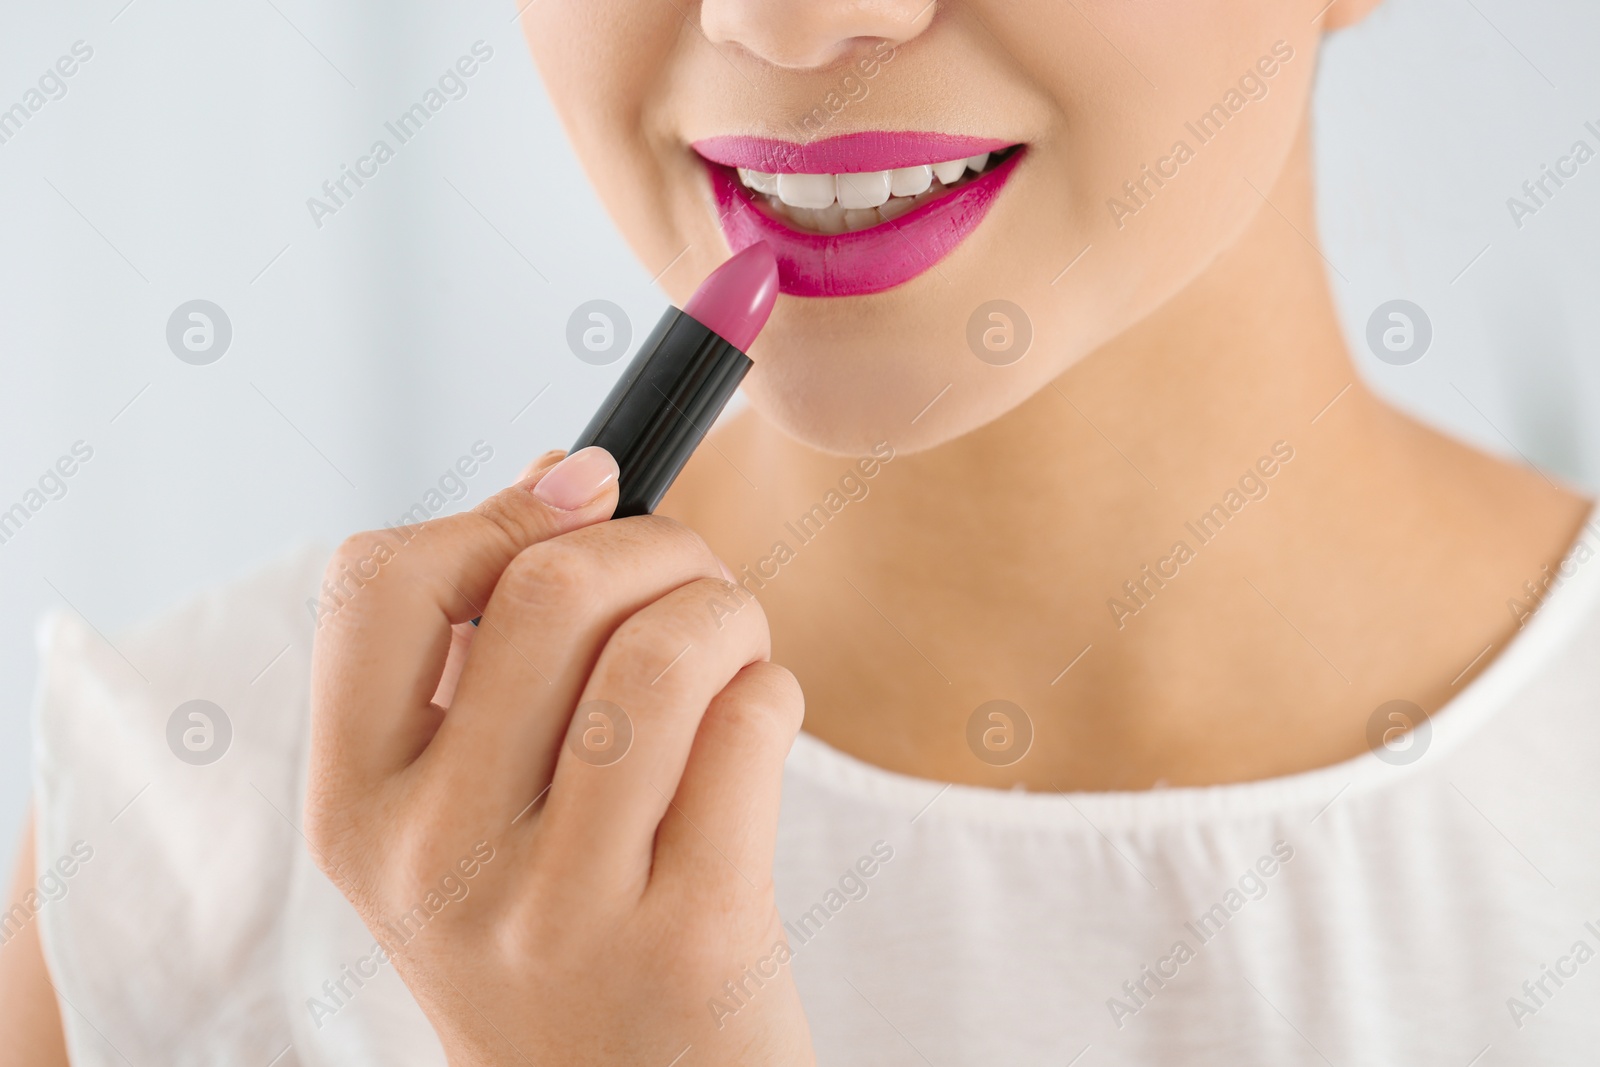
[309,447,619,789]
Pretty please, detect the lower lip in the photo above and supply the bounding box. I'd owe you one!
[704,151,1023,298]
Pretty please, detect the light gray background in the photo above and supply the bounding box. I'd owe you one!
[2,0,1597,871]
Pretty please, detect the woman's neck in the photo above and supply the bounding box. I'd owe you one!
[665,123,1591,790]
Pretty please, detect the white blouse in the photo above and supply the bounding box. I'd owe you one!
[30,520,1600,1065]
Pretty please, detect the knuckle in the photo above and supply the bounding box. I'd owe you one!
[314,532,415,634]
[594,616,698,700]
[615,513,715,564]
[389,834,450,896]
[689,576,770,640]
[704,576,769,638]
[612,596,703,653]
[506,884,594,963]
[597,579,766,693]
[493,540,598,611]
[724,661,805,733]
[471,488,551,552]
[328,531,377,571]
[326,529,407,591]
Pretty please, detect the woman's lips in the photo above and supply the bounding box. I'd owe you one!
[694,131,1012,174]
[693,132,1024,298]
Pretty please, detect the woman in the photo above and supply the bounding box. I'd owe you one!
[5,0,1597,1063]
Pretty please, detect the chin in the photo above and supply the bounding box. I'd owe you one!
[738,299,1073,459]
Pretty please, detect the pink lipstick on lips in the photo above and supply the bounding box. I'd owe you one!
[693,132,1024,298]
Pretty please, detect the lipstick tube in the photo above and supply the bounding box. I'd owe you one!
[570,310,750,518]
[568,241,778,518]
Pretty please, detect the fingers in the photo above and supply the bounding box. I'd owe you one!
[429,445,601,709]
[422,516,731,831]
[654,662,803,891]
[310,448,617,791]
[429,620,478,709]
[535,576,773,885]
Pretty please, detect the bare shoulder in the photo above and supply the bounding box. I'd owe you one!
[1401,404,1593,576]
[0,811,70,1067]
[1374,401,1595,695]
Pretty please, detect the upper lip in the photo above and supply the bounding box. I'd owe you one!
[692,131,1016,174]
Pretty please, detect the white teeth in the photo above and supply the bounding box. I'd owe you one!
[811,205,848,235]
[889,165,933,197]
[776,172,837,209]
[744,148,1007,232]
[836,170,891,209]
[878,196,918,221]
[737,167,779,194]
[842,207,881,230]
[751,156,995,204]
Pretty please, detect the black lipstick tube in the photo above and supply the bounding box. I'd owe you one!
[470,310,747,628]
[570,308,752,518]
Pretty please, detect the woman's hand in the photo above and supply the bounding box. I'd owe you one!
[305,448,814,1066]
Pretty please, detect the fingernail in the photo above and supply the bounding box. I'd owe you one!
[532,446,618,510]
[520,449,565,483]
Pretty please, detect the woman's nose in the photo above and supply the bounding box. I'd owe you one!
[700,0,936,70]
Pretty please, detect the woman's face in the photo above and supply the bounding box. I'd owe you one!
[524,1,1344,455]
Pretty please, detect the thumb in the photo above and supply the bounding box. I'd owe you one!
[444,445,622,623]
[310,446,620,788]
[440,448,619,704]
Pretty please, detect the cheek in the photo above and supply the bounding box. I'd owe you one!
[521,3,690,266]
[1060,10,1320,291]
